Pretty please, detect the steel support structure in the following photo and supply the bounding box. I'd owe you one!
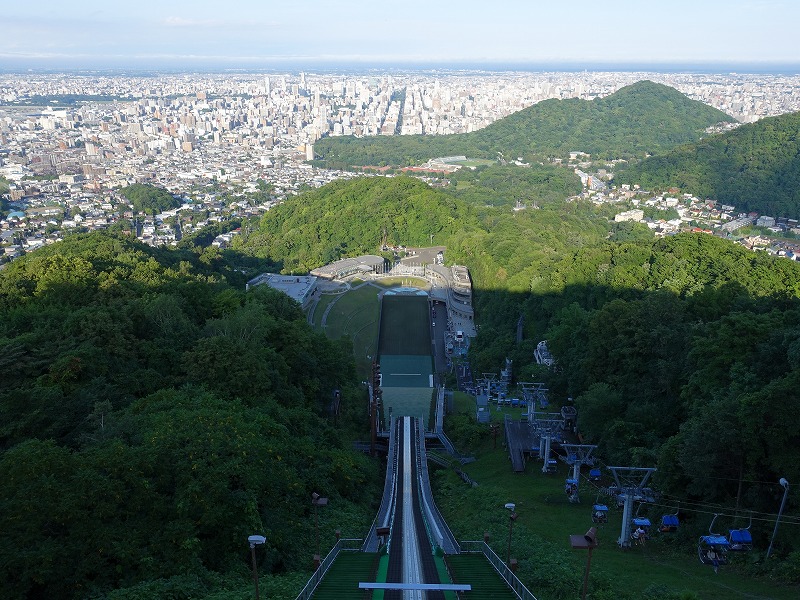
[607,466,657,548]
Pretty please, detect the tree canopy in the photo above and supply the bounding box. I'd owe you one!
[617,111,800,218]
[120,183,182,214]
[0,232,377,598]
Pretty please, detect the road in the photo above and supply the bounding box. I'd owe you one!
[430,300,448,385]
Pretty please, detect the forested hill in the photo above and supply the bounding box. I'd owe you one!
[616,110,800,218]
[313,80,734,167]
[235,176,482,272]
[0,232,380,598]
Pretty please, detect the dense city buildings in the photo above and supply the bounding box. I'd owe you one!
[2,69,800,260]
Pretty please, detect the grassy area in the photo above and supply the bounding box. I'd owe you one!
[315,283,380,378]
[311,293,337,329]
[310,279,432,378]
[439,393,799,600]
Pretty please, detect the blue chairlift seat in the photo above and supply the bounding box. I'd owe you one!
[565,478,579,502]
[728,529,753,551]
[511,398,519,407]
[699,535,730,565]
[546,459,558,473]
[589,468,601,481]
[592,504,609,523]
[633,517,652,538]
[660,514,679,532]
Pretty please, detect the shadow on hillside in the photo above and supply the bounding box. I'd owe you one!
[454,278,798,546]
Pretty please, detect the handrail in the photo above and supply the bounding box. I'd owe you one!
[459,540,538,600]
[362,416,399,551]
[415,418,461,555]
[294,538,364,600]
[435,386,446,432]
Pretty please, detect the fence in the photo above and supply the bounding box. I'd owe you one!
[459,540,539,600]
[294,538,364,600]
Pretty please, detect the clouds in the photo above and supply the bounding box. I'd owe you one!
[162,17,223,28]
[1,1,799,68]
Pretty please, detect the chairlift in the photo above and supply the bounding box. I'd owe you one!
[565,478,579,503]
[698,535,730,566]
[592,504,609,524]
[660,514,680,533]
[632,517,652,537]
[589,468,602,482]
[607,486,625,509]
[659,504,680,533]
[545,459,558,473]
[698,514,730,566]
[728,513,753,552]
[631,503,652,541]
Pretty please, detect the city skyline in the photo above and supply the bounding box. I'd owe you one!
[3,0,800,70]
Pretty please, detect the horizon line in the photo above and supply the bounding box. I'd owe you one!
[2,58,800,76]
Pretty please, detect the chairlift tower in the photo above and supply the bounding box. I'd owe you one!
[561,444,597,501]
[478,373,497,397]
[519,382,549,419]
[530,412,563,473]
[607,466,657,548]
[561,446,597,502]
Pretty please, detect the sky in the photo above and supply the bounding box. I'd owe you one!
[2,0,799,70]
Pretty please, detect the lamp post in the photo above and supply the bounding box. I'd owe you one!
[504,502,517,567]
[248,535,266,600]
[312,492,329,568]
[569,527,599,600]
[490,423,499,449]
[767,478,790,558]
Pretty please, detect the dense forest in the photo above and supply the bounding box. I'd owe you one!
[234,176,479,272]
[616,111,800,218]
[446,163,583,208]
[312,81,733,168]
[237,176,800,538]
[0,234,380,598]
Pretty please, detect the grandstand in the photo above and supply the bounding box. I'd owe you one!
[310,255,386,280]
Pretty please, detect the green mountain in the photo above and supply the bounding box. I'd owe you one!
[313,80,734,167]
[616,111,800,218]
[235,176,480,272]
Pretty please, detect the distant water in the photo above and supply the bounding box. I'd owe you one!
[2,59,799,76]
